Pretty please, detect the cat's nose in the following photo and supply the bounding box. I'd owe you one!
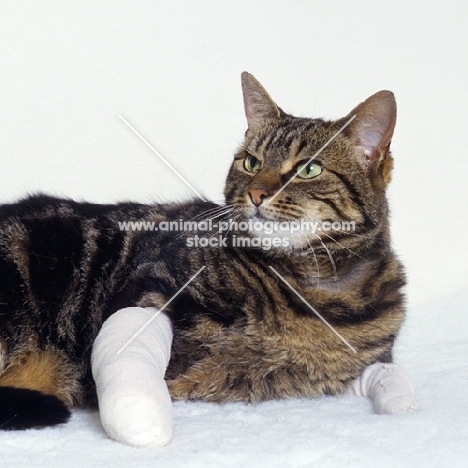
[248,188,269,206]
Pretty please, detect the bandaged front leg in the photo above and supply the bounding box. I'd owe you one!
[347,362,417,415]
[91,307,173,447]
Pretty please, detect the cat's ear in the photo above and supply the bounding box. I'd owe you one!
[241,72,282,129]
[343,90,396,173]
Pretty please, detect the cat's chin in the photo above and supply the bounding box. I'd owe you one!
[249,212,276,223]
[239,214,312,254]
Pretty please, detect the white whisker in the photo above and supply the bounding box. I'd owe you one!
[320,230,368,263]
[192,204,235,220]
[309,231,339,285]
[305,236,321,285]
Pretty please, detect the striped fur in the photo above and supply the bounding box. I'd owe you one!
[0,73,405,427]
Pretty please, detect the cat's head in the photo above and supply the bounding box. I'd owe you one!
[224,72,396,254]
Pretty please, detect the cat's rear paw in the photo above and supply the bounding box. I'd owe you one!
[374,394,417,415]
[370,364,417,415]
[348,362,417,415]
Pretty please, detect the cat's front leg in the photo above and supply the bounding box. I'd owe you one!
[91,307,173,447]
[347,362,417,415]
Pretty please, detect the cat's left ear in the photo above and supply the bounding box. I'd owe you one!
[241,72,282,129]
[343,90,396,174]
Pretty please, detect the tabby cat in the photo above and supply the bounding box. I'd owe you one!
[0,72,406,432]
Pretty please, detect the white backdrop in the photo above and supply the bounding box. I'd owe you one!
[0,2,467,467]
[1,1,467,307]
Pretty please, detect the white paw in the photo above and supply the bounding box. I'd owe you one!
[374,394,417,415]
[100,390,173,447]
[348,362,417,415]
[370,364,417,415]
[91,307,174,447]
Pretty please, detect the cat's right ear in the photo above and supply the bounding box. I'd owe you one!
[241,72,281,129]
[343,90,397,175]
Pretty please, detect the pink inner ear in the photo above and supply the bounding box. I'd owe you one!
[345,90,396,172]
[360,129,383,153]
[356,129,383,166]
[355,145,373,168]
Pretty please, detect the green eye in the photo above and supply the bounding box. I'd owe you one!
[296,161,322,179]
[244,154,263,173]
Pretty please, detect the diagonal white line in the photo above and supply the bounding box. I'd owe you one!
[117,266,206,354]
[269,115,356,203]
[269,266,357,353]
[118,114,207,202]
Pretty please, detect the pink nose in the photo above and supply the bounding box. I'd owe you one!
[248,188,269,206]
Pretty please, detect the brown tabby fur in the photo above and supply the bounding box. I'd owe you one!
[0,72,405,427]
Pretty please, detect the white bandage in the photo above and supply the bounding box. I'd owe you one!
[347,362,417,415]
[91,307,174,447]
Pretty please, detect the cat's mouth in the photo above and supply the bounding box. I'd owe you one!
[249,209,276,222]
[246,204,300,224]
[232,202,333,253]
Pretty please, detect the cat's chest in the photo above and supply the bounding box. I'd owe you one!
[168,278,364,402]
